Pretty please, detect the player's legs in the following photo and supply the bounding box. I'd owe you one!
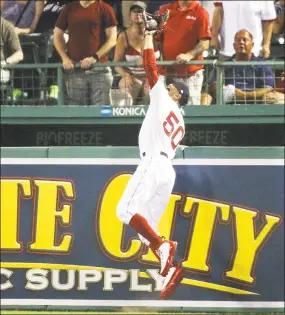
[135,157,177,276]
[116,158,163,248]
[147,178,175,230]
[116,158,155,224]
[138,175,176,270]
[149,191,184,300]
[142,160,184,295]
[116,157,177,276]
[146,161,177,274]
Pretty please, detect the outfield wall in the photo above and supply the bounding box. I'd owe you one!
[1,147,284,312]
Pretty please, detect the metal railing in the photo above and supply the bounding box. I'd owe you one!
[0,60,284,106]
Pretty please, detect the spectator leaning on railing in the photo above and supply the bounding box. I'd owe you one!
[157,0,211,105]
[211,1,276,60]
[0,16,24,104]
[114,1,160,105]
[209,30,276,105]
[54,0,117,106]
[1,0,45,35]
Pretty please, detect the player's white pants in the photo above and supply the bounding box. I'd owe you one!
[159,70,204,105]
[116,155,176,246]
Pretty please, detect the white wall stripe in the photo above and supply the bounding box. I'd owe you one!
[1,299,284,308]
[1,158,284,166]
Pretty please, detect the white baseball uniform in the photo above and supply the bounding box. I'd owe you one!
[117,80,185,245]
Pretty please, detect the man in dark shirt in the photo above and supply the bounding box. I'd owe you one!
[54,0,117,105]
[210,29,275,104]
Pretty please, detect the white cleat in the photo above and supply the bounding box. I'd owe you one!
[156,241,177,277]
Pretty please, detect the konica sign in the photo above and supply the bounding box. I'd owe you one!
[100,106,185,117]
[100,106,147,117]
[0,158,284,310]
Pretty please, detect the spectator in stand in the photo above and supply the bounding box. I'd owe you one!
[211,1,276,60]
[114,1,160,105]
[1,0,45,35]
[157,0,211,105]
[122,0,147,28]
[273,0,285,35]
[209,30,275,105]
[0,16,24,104]
[54,0,117,106]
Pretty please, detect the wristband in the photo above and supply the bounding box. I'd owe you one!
[93,53,100,61]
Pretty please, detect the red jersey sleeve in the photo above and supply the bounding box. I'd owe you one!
[198,8,211,40]
[55,5,69,31]
[102,3,118,28]
[143,49,159,89]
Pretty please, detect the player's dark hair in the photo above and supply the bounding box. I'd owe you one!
[166,76,189,106]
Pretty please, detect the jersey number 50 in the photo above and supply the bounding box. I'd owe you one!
[163,111,185,149]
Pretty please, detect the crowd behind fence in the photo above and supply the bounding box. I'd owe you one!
[0,60,284,107]
[1,0,284,108]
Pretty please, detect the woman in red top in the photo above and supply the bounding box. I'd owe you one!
[114,2,160,105]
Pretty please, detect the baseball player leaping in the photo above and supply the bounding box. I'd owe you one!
[117,29,189,300]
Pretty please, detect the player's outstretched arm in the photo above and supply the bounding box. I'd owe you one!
[143,33,159,89]
[144,32,155,50]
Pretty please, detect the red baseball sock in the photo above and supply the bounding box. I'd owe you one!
[129,214,162,249]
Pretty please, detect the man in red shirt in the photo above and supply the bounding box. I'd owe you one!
[158,0,211,105]
[54,0,117,105]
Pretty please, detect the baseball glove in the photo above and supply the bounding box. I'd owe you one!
[142,9,170,35]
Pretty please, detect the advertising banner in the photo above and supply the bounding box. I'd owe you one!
[1,158,284,310]
[1,123,284,147]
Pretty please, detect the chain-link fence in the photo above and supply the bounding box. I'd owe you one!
[1,60,284,106]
